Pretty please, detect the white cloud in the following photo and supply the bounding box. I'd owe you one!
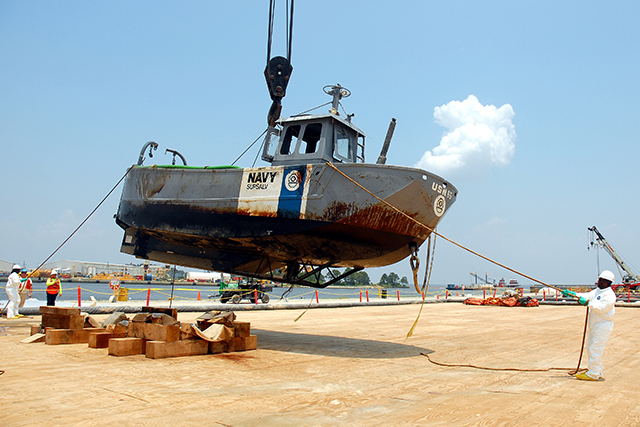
[414,95,516,179]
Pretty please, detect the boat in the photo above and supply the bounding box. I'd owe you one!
[497,278,520,288]
[114,83,457,288]
[447,284,491,291]
[113,6,457,288]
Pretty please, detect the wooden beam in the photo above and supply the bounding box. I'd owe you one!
[180,323,200,340]
[20,333,45,344]
[39,306,81,316]
[142,306,178,320]
[88,332,128,349]
[42,313,85,330]
[145,340,209,359]
[228,335,258,352]
[108,337,147,356]
[232,321,251,338]
[208,341,229,354]
[45,328,106,345]
[128,322,180,342]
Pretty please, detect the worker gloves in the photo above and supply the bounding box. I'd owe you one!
[561,289,589,305]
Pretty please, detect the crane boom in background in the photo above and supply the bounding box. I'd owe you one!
[469,272,496,285]
[588,226,640,287]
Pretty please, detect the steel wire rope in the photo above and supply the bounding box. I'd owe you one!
[26,167,133,279]
[231,128,268,166]
[325,161,589,374]
[295,101,332,116]
[266,0,275,63]
[287,0,294,61]
[266,0,294,63]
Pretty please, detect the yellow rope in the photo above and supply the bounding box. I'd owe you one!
[325,162,560,292]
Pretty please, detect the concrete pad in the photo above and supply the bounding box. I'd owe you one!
[1,303,639,426]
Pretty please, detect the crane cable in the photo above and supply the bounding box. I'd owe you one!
[266,0,294,65]
[25,167,133,279]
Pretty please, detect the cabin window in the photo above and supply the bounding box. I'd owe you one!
[280,125,300,155]
[334,128,351,161]
[301,123,322,154]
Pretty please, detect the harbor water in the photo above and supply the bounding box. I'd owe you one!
[2,282,496,307]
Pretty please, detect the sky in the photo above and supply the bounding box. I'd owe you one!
[2,1,639,287]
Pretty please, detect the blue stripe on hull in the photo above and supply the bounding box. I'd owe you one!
[277,166,307,219]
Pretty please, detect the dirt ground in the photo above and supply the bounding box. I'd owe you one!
[1,302,639,427]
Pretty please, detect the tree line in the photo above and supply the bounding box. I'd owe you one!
[326,268,409,288]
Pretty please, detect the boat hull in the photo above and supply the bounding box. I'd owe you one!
[115,162,457,280]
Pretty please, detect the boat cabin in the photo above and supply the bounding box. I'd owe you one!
[261,85,366,166]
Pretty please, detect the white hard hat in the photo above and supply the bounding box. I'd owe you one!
[12,264,21,270]
[50,269,58,276]
[598,270,615,282]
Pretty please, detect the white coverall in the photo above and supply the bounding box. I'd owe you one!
[5,272,21,318]
[578,287,616,379]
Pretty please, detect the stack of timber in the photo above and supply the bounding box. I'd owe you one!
[22,306,105,345]
[107,307,257,359]
[90,311,130,349]
[23,306,257,359]
[192,310,258,354]
[109,306,183,357]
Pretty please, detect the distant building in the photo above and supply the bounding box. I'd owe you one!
[37,259,173,280]
[186,271,231,282]
[2,259,225,282]
[0,259,16,274]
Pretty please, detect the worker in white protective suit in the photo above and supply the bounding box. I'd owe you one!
[563,270,616,381]
[5,264,22,319]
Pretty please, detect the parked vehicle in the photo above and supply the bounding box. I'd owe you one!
[219,281,271,304]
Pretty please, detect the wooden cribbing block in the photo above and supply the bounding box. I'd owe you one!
[128,322,180,342]
[88,332,128,349]
[41,314,85,330]
[228,335,257,352]
[208,341,229,354]
[232,321,251,338]
[108,337,147,356]
[145,339,209,359]
[21,333,46,344]
[142,306,178,320]
[39,306,81,316]
[84,315,101,328]
[180,323,200,340]
[30,325,43,336]
[150,313,179,326]
[45,328,106,345]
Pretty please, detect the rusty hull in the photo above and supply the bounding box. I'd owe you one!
[115,163,457,282]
